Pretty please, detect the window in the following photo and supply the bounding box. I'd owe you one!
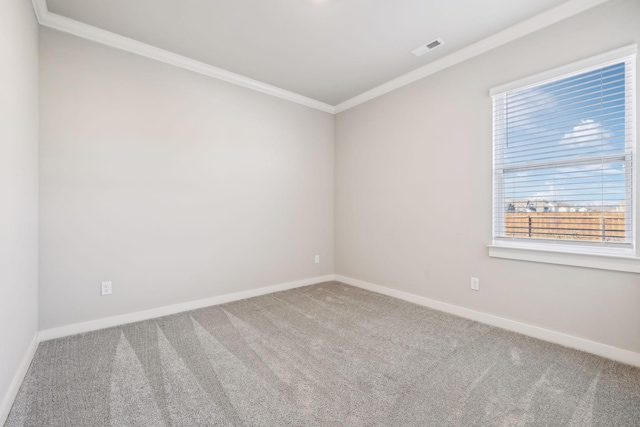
[491,46,637,261]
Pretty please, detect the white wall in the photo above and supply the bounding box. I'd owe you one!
[39,29,334,330]
[335,0,640,354]
[0,0,39,418]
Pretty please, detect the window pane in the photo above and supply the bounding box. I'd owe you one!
[498,163,630,242]
[492,56,634,248]
[499,63,628,167]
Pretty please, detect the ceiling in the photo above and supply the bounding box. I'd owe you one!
[44,0,575,106]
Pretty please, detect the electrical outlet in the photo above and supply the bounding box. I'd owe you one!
[101,281,112,296]
[315,255,320,264]
[470,277,480,291]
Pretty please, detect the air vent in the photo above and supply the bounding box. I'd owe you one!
[411,38,445,57]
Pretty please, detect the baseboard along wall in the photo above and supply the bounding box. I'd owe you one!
[4,272,640,425]
[38,275,336,341]
[0,333,39,426]
[335,275,640,368]
[33,273,640,365]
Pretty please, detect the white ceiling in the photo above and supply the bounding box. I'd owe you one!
[46,0,576,106]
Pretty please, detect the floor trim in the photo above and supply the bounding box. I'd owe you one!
[336,275,640,368]
[0,333,39,426]
[39,275,336,342]
[6,273,640,422]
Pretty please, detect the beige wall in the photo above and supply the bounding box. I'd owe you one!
[0,0,39,414]
[335,0,640,354]
[39,29,334,329]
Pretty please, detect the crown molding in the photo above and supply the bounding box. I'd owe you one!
[31,0,335,114]
[334,0,611,113]
[33,0,610,115]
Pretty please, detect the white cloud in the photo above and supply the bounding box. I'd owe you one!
[562,119,613,147]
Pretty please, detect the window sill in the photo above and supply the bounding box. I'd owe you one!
[488,243,640,274]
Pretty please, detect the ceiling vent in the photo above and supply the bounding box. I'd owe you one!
[411,38,445,57]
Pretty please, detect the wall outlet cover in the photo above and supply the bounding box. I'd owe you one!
[101,281,112,296]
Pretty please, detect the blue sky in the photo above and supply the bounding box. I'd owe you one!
[498,62,629,212]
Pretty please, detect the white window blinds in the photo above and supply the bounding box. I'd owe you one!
[492,50,636,249]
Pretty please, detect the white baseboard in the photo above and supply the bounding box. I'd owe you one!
[4,273,640,425]
[39,275,336,342]
[335,275,640,368]
[0,332,39,426]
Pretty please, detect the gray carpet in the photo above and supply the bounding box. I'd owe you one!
[6,282,640,426]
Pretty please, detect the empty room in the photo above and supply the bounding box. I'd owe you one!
[2,0,640,425]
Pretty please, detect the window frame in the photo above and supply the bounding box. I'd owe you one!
[488,45,640,272]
